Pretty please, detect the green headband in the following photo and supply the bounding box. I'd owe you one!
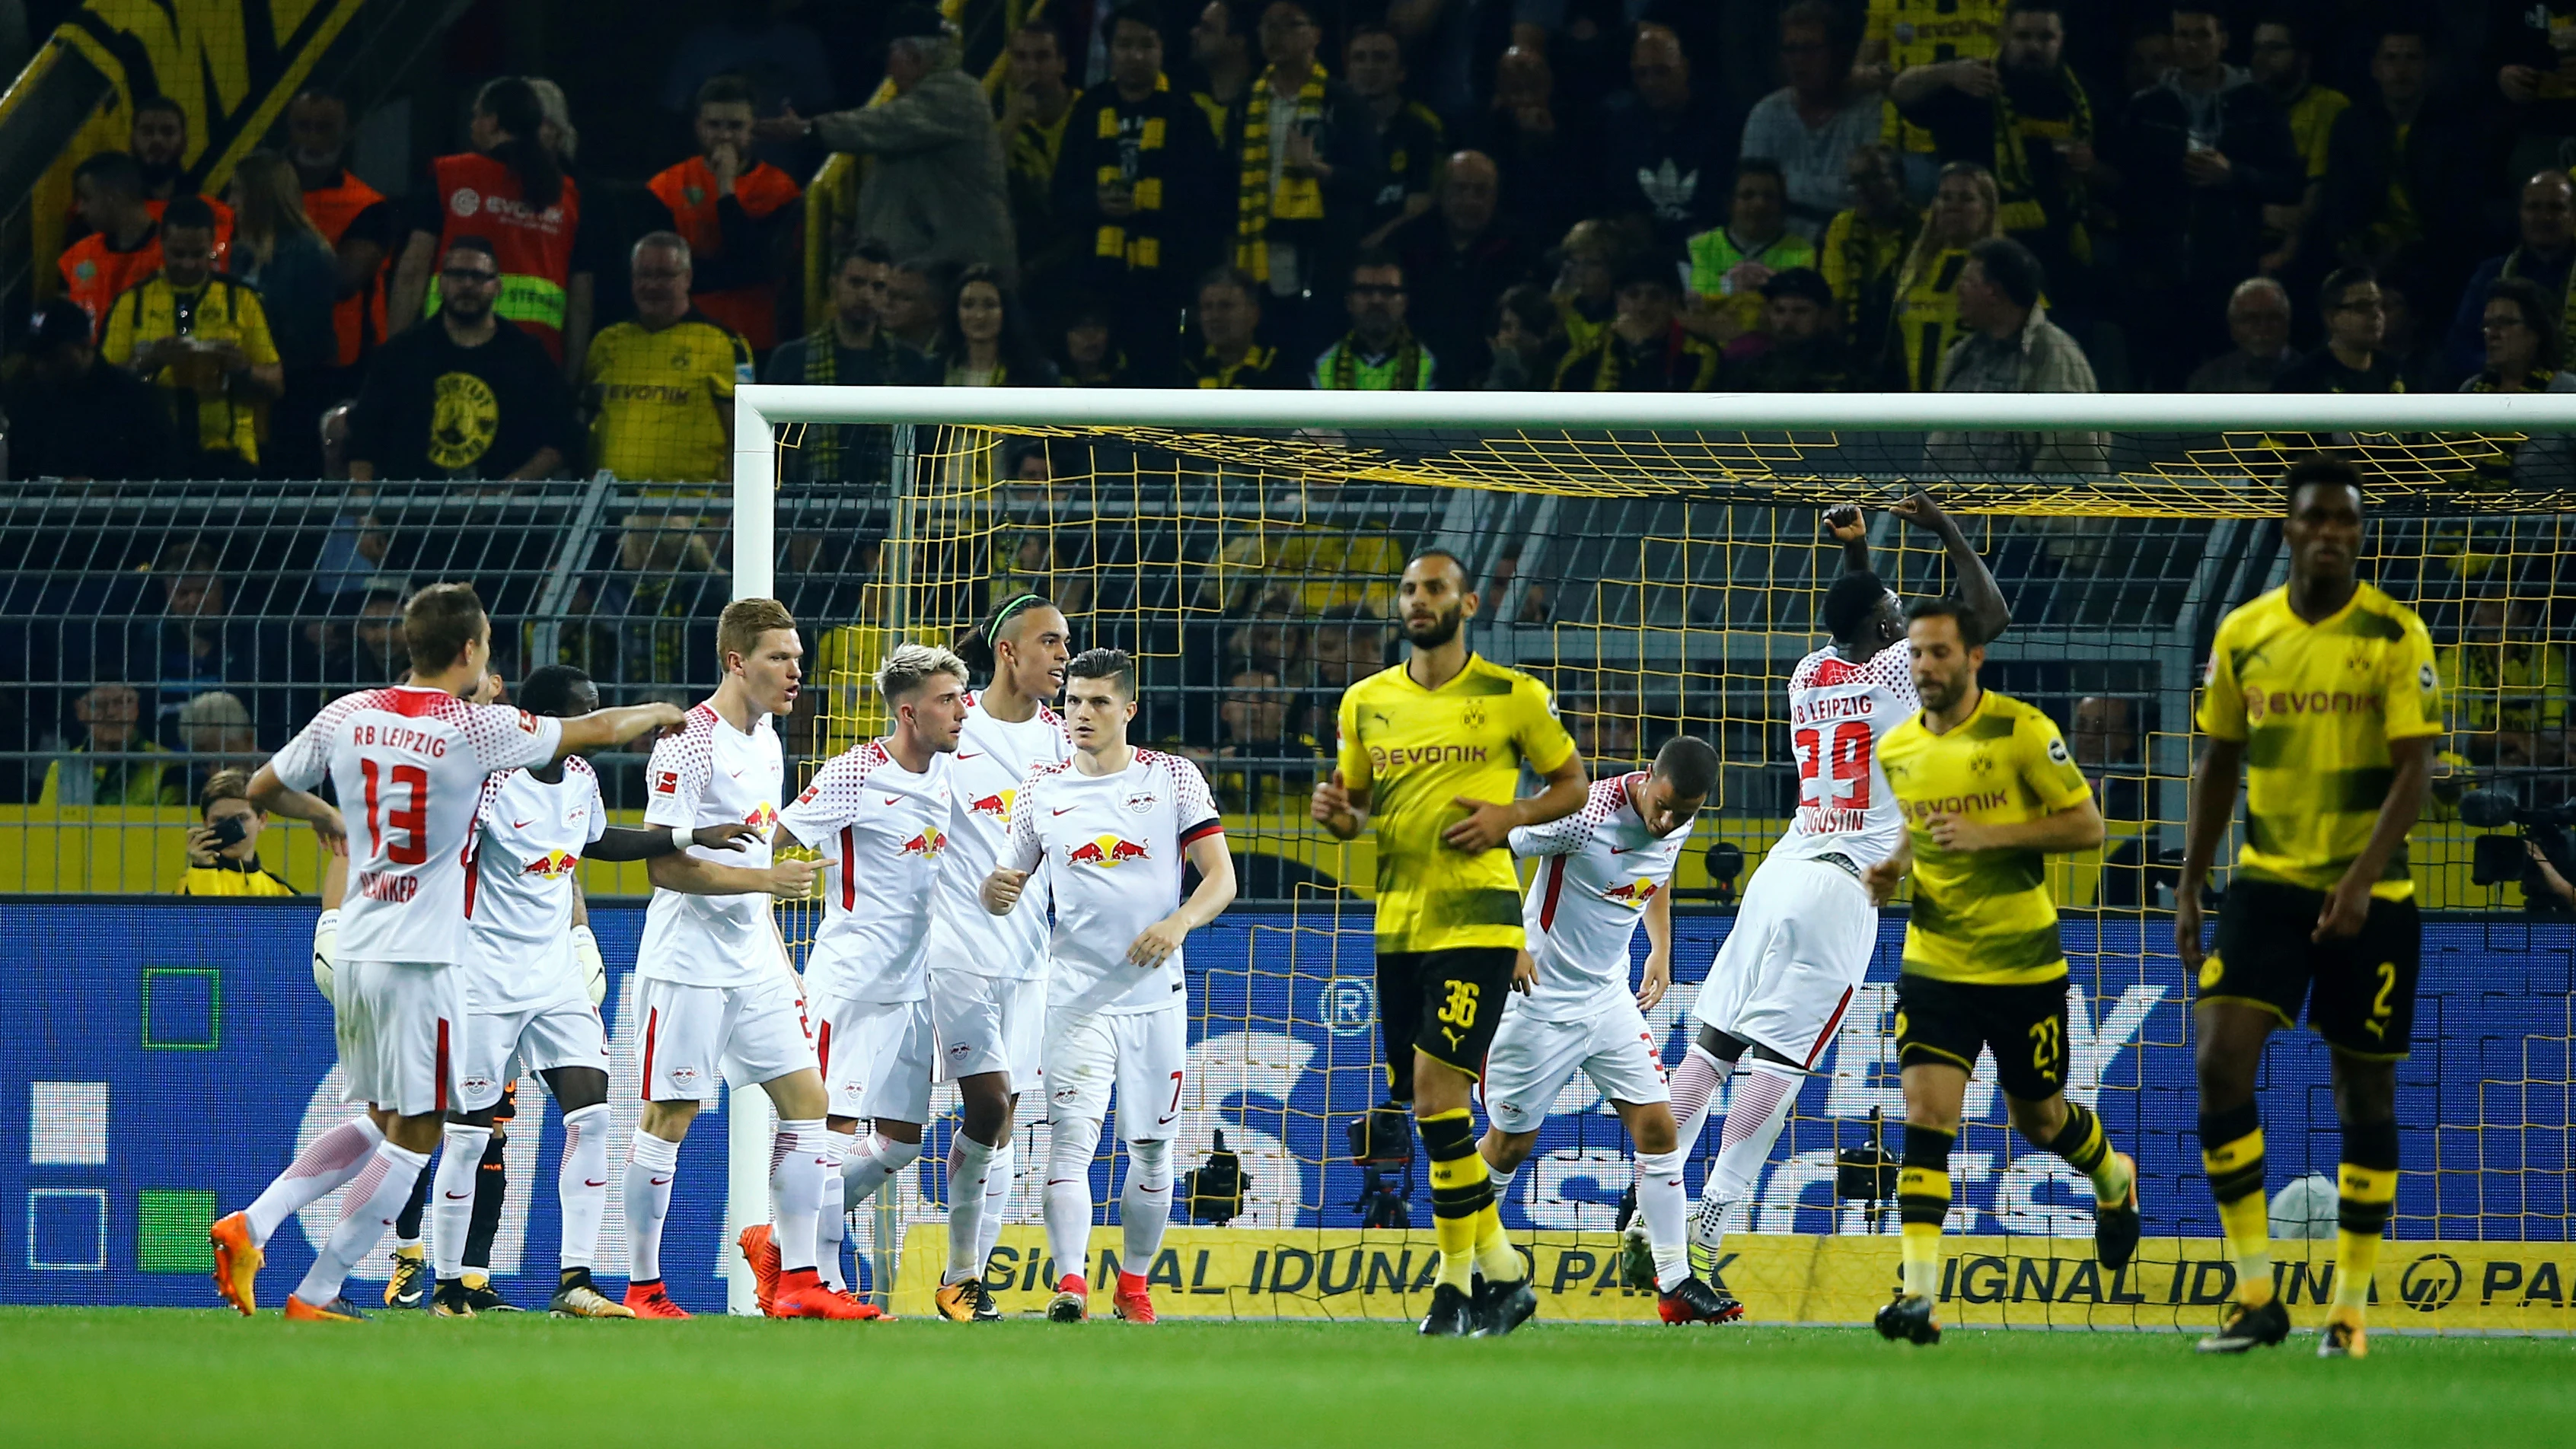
[987,592,1047,645]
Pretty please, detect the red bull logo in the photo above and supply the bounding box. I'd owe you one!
[1068,834,1150,868]
[522,849,582,881]
[898,825,948,859]
[970,789,1015,822]
[1599,878,1659,910]
[745,802,779,829]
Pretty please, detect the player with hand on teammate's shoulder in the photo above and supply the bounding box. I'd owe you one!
[2177,460,2439,1361]
[1311,549,1588,1338]
[981,648,1235,1325]
[1862,594,2140,1348]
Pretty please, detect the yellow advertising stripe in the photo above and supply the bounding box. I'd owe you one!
[895,1226,2576,1333]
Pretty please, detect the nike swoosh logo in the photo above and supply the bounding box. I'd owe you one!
[883,795,903,805]
[956,751,982,760]
[728,768,744,778]
[1608,844,1647,855]
[444,1191,470,1200]
[1053,806,1077,815]
[1157,1115,1176,1126]
[511,818,534,829]
[584,1179,607,1187]
[649,1177,671,1186]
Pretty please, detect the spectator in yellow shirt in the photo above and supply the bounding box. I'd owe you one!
[100,196,283,477]
[40,683,180,806]
[582,231,752,484]
[177,768,297,896]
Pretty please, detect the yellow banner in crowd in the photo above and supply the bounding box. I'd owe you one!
[894,1226,2576,1333]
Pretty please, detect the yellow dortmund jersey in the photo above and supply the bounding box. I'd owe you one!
[2197,584,2441,899]
[583,312,752,484]
[1890,247,1973,391]
[100,275,281,463]
[177,858,298,896]
[1336,654,1577,952]
[2283,83,2351,183]
[1867,0,2003,153]
[1882,689,2093,985]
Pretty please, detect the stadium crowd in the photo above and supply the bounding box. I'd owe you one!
[10,0,2576,486]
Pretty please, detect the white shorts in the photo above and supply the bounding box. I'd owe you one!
[1480,998,1669,1135]
[335,960,467,1118]
[1693,855,1876,1067]
[634,970,816,1104]
[457,995,611,1112]
[815,993,936,1126]
[1041,1002,1187,1145]
[929,969,1047,1093]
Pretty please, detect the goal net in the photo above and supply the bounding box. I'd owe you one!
[739,388,2576,1330]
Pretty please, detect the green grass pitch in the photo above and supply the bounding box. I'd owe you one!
[3,1308,2569,1447]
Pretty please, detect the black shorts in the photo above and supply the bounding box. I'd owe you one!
[1895,974,2071,1103]
[1377,947,1519,1097]
[2202,877,2421,1059]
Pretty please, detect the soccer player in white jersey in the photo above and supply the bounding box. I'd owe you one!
[1672,497,2010,1282]
[430,664,781,1318]
[621,598,846,1320]
[919,593,1073,1322]
[206,584,683,1321]
[1476,737,1738,1326]
[980,648,1237,1325]
[767,644,970,1311]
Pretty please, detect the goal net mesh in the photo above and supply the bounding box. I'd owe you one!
[764,410,2574,1326]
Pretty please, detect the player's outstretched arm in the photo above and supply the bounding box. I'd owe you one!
[589,820,761,862]
[1445,748,1586,852]
[246,762,347,856]
[1892,490,2011,643]
[646,847,818,899]
[552,701,689,761]
[2173,736,2245,970]
[1823,503,1872,572]
[1127,833,1239,966]
[1925,795,2105,855]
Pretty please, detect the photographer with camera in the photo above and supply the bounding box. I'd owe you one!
[177,767,295,896]
[2459,782,2576,914]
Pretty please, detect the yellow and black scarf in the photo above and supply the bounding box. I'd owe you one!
[1324,326,1425,390]
[1092,75,1176,272]
[1235,62,1328,282]
[1992,65,2093,263]
[1193,342,1280,387]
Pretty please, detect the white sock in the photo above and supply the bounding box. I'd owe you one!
[1121,1138,1175,1273]
[429,1124,491,1279]
[944,1134,999,1284]
[1636,1146,1691,1291]
[977,1140,1015,1269]
[771,1119,827,1275]
[292,1140,428,1307]
[623,1132,680,1284]
[1484,1151,1519,1206]
[840,1132,922,1212]
[245,1116,384,1247]
[1710,1059,1803,1205]
[1046,1113,1105,1290]
[815,1129,856,1291]
[1666,1043,1727,1159]
[556,1103,611,1272]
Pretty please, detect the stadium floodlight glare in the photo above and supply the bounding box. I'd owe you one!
[719,384,2576,1320]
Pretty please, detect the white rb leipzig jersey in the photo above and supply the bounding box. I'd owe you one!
[1003,749,1221,1016]
[273,686,562,966]
[928,693,1072,981]
[1766,639,1915,869]
[462,756,607,1011]
[1510,772,1691,1021]
[639,702,784,989]
[778,739,952,1004]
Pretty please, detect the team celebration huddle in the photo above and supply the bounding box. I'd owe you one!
[199,463,2432,1355]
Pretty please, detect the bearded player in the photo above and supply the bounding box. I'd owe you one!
[1313,549,1587,1337]
[980,648,1237,1324]
[208,584,682,1320]
[762,644,971,1310]
[1675,495,2009,1285]
[1476,737,1738,1327]
[917,594,1074,1322]
[620,599,848,1320]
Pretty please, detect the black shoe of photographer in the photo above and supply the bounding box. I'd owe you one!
[1471,1274,1538,1338]
[1419,1283,1478,1337]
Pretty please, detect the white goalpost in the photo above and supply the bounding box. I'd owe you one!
[713,385,2576,1320]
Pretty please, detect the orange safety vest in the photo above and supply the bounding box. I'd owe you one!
[302,170,392,369]
[58,228,163,338]
[646,154,799,352]
[428,151,582,361]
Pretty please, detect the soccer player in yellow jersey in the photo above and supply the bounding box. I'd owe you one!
[2177,460,2439,1361]
[582,231,754,483]
[1863,597,2139,1346]
[1312,549,1586,1337]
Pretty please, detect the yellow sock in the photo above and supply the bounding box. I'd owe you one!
[1899,1220,1943,1301]
[1896,1124,1953,1302]
[2217,1193,2275,1306]
[1420,1110,1487,1293]
[1471,1202,1522,1282]
[2333,1163,2398,1315]
[2202,1117,2273,1304]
